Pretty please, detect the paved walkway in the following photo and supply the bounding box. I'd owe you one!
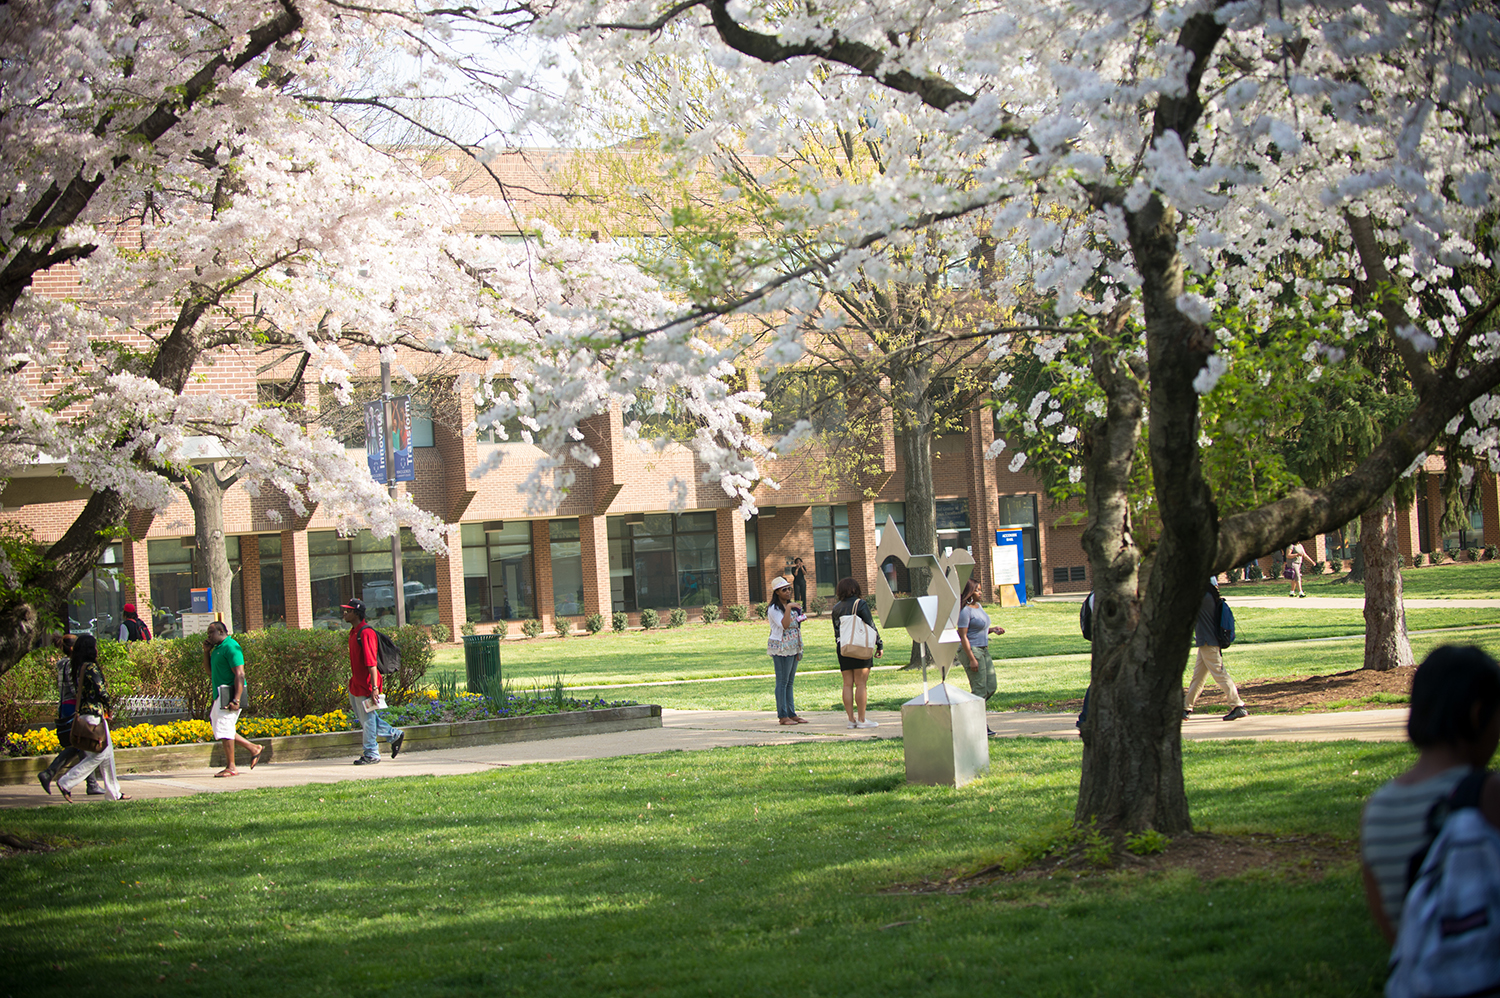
[3,706,1409,810]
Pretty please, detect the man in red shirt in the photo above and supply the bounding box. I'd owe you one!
[342,599,404,765]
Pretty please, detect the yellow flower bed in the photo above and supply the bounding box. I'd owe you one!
[5,711,355,756]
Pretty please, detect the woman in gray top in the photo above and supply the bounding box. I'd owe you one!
[956,580,1004,724]
[1360,645,1500,942]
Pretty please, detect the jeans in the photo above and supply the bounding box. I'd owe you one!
[772,655,799,718]
[350,694,403,759]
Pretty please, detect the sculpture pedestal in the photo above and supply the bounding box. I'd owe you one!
[901,683,990,787]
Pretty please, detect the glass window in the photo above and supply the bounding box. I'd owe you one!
[258,534,285,627]
[550,519,584,616]
[606,512,721,611]
[69,543,125,640]
[936,498,971,554]
[745,516,763,605]
[146,536,243,638]
[811,505,851,596]
[460,521,535,622]
[306,530,438,629]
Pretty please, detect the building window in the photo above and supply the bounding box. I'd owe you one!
[258,534,286,627]
[69,543,125,639]
[875,502,908,594]
[811,505,851,597]
[745,515,763,605]
[935,498,972,554]
[308,530,439,629]
[461,522,536,623]
[549,519,584,616]
[607,512,720,611]
[147,537,243,638]
[997,494,1040,595]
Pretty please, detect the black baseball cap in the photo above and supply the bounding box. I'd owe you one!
[340,599,366,613]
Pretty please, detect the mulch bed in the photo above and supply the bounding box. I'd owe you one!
[1019,665,1416,715]
[884,832,1357,895]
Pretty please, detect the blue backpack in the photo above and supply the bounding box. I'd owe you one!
[1214,592,1235,649]
[1388,772,1500,998]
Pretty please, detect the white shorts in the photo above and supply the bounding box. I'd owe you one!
[210,702,241,740]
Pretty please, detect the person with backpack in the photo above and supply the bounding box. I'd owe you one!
[341,598,404,765]
[1183,577,1247,721]
[1360,646,1500,956]
[117,603,151,642]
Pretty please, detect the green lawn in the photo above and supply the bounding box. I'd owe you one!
[586,626,1500,714]
[433,602,1500,691]
[1257,559,1500,600]
[2,738,1408,997]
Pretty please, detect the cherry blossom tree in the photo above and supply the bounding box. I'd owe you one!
[0,0,764,674]
[518,0,1500,831]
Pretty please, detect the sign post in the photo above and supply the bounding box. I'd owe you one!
[992,530,1028,607]
[380,362,407,628]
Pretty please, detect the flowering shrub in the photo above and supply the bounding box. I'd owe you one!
[6,727,60,757]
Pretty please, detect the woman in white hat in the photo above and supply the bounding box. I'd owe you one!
[767,575,806,725]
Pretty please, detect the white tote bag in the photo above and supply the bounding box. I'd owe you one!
[838,600,878,660]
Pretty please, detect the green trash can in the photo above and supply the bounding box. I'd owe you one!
[463,634,502,698]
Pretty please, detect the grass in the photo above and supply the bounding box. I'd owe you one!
[1267,560,1500,600]
[431,602,1500,691]
[1,737,1410,998]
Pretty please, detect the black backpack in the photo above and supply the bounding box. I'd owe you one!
[123,617,151,641]
[357,623,402,675]
[1214,591,1236,649]
[1080,592,1095,641]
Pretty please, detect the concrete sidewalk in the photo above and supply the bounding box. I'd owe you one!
[3,705,1409,810]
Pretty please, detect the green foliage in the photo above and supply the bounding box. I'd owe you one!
[753,601,769,620]
[434,673,458,701]
[460,620,477,637]
[1431,550,1446,565]
[611,611,628,633]
[585,612,605,635]
[1487,545,1498,560]
[430,622,451,644]
[639,607,659,630]
[1123,829,1171,856]
[521,618,544,639]
[1466,548,1480,563]
[700,603,720,624]
[0,523,62,635]
[1228,568,1243,583]
[807,595,827,616]
[723,604,747,623]
[1310,560,1325,575]
[668,607,687,628]
[555,616,571,638]
[387,625,433,707]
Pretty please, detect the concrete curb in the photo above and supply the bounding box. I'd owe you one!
[0,704,662,785]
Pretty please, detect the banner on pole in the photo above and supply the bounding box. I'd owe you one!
[365,396,415,483]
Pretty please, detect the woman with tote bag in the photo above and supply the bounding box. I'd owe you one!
[830,577,883,729]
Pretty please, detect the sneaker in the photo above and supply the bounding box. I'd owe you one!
[1183,709,1193,719]
[986,727,997,737]
[353,755,380,765]
[847,721,859,729]
[856,719,880,729]
[390,733,405,759]
[1223,706,1249,721]
[37,771,52,795]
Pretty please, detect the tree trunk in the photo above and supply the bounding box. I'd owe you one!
[1349,541,1365,583]
[184,470,237,634]
[1362,495,1413,672]
[898,361,938,598]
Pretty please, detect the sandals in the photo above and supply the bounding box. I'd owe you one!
[778,718,796,725]
[249,746,262,769]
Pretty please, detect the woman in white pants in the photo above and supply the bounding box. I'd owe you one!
[56,635,127,802]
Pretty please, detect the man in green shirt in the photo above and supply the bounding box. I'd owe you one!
[204,621,262,776]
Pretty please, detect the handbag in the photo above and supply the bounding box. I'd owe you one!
[1282,562,1296,579]
[838,600,878,660]
[70,714,107,754]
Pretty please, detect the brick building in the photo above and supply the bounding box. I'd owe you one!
[7,152,1496,639]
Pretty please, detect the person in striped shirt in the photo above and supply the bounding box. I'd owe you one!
[1360,645,1500,941]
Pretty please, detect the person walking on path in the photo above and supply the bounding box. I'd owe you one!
[1286,541,1309,598]
[957,579,1006,735]
[767,577,805,726]
[342,599,404,765]
[204,621,261,777]
[792,558,808,605]
[117,603,151,641]
[830,577,883,729]
[1360,645,1500,943]
[55,635,128,801]
[1184,578,1248,721]
[36,634,102,797]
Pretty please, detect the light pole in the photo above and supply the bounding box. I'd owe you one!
[381,358,407,628]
